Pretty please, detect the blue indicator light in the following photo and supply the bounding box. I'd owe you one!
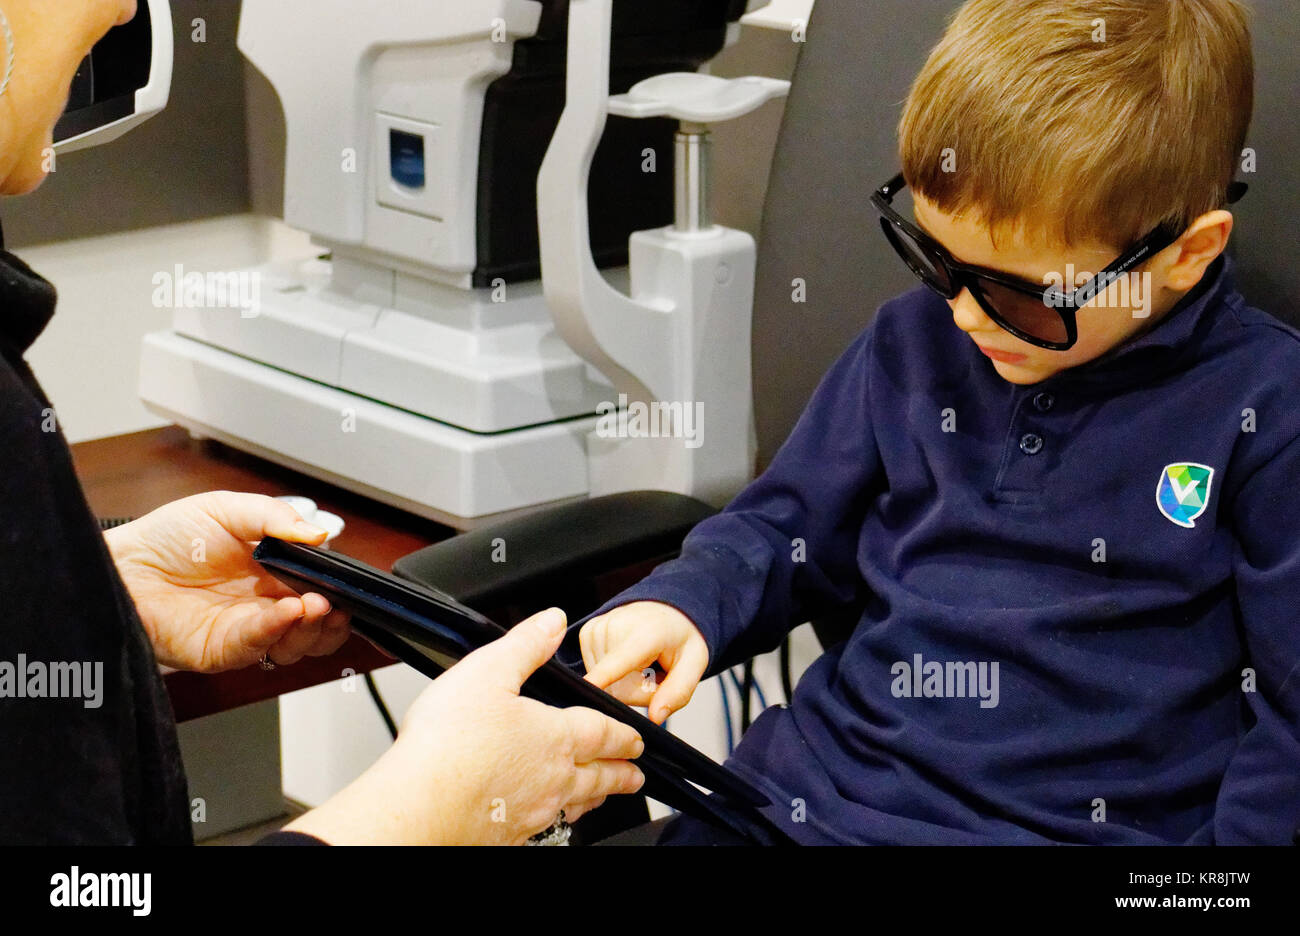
[390,129,426,190]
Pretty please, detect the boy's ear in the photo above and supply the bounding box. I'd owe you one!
[1162,210,1234,292]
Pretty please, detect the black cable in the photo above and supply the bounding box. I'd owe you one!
[740,660,754,732]
[364,672,398,739]
[779,637,794,704]
[98,516,135,530]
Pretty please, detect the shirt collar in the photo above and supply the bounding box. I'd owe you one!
[1037,253,1234,391]
[0,248,59,358]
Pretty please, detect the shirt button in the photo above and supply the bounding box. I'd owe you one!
[1020,432,1044,455]
[1033,392,1055,412]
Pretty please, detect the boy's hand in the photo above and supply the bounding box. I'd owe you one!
[579,601,709,724]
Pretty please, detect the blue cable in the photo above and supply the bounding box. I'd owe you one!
[718,675,735,755]
[727,667,771,725]
[726,669,744,708]
[720,665,774,754]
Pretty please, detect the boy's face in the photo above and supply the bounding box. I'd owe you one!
[912,195,1176,385]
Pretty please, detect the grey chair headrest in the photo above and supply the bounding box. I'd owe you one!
[752,0,1297,468]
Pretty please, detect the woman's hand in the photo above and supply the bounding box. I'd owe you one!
[105,491,350,672]
[285,608,646,845]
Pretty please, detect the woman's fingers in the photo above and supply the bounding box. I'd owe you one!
[562,705,644,764]
[224,594,303,657]
[569,759,645,807]
[199,491,329,546]
[560,796,607,825]
[459,608,567,693]
[237,590,345,666]
[303,606,351,657]
[265,602,328,665]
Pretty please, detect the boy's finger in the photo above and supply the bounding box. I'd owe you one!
[583,643,655,689]
[604,670,655,706]
[577,616,602,674]
[648,639,708,723]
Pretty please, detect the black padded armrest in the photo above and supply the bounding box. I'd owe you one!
[392,491,715,611]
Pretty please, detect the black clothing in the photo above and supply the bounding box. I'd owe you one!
[0,247,191,844]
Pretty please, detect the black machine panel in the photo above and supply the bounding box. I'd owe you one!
[54,5,156,145]
[473,0,750,286]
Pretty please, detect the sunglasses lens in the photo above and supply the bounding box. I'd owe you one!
[882,220,954,295]
[874,193,1071,348]
[972,279,1070,345]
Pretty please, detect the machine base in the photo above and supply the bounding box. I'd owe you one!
[140,331,596,529]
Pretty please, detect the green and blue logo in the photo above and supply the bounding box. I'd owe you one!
[1156,462,1215,528]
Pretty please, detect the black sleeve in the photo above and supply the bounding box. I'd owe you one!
[0,348,191,844]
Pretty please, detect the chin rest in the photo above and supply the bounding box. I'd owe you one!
[392,491,716,619]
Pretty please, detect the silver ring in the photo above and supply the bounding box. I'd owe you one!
[259,654,276,671]
[526,810,571,846]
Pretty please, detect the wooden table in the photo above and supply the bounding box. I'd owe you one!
[70,425,456,721]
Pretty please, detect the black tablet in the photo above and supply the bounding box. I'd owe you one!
[253,536,793,844]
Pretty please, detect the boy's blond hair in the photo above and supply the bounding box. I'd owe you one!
[899,0,1254,250]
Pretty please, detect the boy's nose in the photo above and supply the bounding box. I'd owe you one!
[948,289,994,335]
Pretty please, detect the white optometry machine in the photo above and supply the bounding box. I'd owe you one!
[139,0,789,529]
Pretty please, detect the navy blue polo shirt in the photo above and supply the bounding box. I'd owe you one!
[579,254,1300,844]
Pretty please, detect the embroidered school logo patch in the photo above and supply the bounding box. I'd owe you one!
[1156,462,1215,528]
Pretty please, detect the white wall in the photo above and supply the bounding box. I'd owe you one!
[22,215,316,443]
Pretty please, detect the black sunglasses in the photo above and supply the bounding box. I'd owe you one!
[870,173,1248,350]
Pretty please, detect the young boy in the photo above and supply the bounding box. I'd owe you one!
[573,0,1300,844]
